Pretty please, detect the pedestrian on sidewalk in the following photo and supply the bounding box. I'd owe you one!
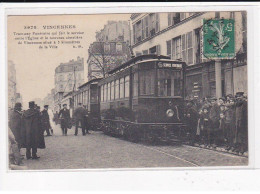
[58,104,71,136]
[41,105,52,136]
[73,103,88,136]
[9,102,23,150]
[21,101,45,160]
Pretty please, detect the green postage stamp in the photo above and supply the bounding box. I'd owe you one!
[203,19,235,59]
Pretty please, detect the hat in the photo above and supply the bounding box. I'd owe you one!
[226,94,233,98]
[44,105,49,108]
[236,92,244,97]
[63,104,67,107]
[219,97,225,101]
[78,102,82,105]
[14,102,22,109]
[29,101,35,108]
[210,97,217,101]
[37,106,40,109]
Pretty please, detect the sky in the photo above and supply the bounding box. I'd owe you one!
[8,14,131,107]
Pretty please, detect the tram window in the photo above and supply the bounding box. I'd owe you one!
[101,85,104,102]
[108,82,111,101]
[133,73,138,97]
[120,78,125,98]
[115,79,120,99]
[125,76,130,98]
[139,70,155,95]
[157,69,182,97]
[104,84,108,102]
[111,81,115,100]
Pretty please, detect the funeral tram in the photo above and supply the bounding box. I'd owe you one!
[98,54,187,143]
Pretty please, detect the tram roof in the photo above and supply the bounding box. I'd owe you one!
[108,54,171,74]
[78,78,102,89]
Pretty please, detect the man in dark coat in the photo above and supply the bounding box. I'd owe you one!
[41,105,51,136]
[73,103,88,136]
[21,101,45,160]
[185,101,199,145]
[234,92,248,154]
[9,102,23,149]
[58,104,71,136]
[209,97,220,147]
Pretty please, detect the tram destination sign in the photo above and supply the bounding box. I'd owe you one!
[158,62,182,68]
[203,19,235,59]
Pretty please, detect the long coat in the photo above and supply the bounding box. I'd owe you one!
[235,100,248,144]
[9,110,23,145]
[59,108,71,129]
[209,103,220,131]
[21,108,45,149]
[41,109,51,130]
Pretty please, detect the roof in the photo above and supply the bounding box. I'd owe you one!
[78,78,102,89]
[108,54,170,74]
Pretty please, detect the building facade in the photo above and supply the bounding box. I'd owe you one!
[130,12,247,99]
[95,21,131,43]
[87,20,132,81]
[8,60,17,108]
[54,56,84,111]
[87,41,131,80]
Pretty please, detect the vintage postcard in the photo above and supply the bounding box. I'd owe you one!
[7,10,249,171]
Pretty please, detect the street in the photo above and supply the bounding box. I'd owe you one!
[21,124,248,170]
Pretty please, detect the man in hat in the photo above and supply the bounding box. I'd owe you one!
[209,97,220,148]
[41,105,51,136]
[73,103,88,136]
[9,102,23,149]
[234,92,248,154]
[21,101,45,160]
[58,104,71,136]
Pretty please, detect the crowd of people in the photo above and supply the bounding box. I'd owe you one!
[184,92,248,155]
[8,101,90,169]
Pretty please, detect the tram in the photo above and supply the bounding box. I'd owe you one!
[98,54,187,143]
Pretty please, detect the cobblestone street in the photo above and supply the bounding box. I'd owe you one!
[21,124,248,170]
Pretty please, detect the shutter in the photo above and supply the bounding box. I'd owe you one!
[181,34,186,62]
[172,39,176,59]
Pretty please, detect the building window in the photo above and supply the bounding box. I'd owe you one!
[136,51,142,56]
[215,12,220,19]
[115,79,120,99]
[144,16,149,38]
[60,84,63,90]
[104,83,107,102]
[120,77,125,98]
[104,43,110,53]
[116,43,122,52]
[107,82,111,101]
[155,13,160,32]
[172,36,182,60]
[143,50,148,55]
[172,13,181,25]
[168,13,172,26]
[135,20,142,43]
[180,12,186,21]
[133,72,138,97]
[67,74,72,80]
[242,11,247,52]
[166,40,172,57]
[111,81,115,100]
[125,76,130,98]
[149,45,160,55]
[149,13,156,36]
[187,31,193,65]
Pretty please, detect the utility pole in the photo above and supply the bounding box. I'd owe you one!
[215,59,222,98]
